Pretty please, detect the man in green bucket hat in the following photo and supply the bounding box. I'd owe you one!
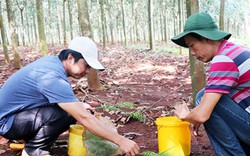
[172,12,250,155]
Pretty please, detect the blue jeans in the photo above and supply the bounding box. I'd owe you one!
[196,89,250,156]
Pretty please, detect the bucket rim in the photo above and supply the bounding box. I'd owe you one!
[155,116,190,126]
[69,124,84,134]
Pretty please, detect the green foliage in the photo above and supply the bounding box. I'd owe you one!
[141,150,173,156]
[128,111,146,123]
[117,102,134,108]
[84,130,119,156]
[2,0,250,47]
[96,102,146,123]
[96,102,134,111]
[141,151,159,156]
[96,105,119,111]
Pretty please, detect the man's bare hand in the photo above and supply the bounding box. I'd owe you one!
[174,103,190,120]
[191,124,200,137]
[82,103,95,114]
[117,137,140,156]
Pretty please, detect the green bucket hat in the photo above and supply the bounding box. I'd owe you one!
[171,12,231,47]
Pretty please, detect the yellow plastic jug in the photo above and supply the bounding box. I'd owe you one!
[68,124,87,156]
[155,116,191,156]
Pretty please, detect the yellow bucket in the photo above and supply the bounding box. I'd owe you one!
[155,116,191,156]
[68,124,87,156]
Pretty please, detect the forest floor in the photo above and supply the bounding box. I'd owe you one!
[0,43,215,156]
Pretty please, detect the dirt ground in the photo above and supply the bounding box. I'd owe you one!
[0,44,215,156]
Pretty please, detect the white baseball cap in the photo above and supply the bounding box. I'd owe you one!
[68,37,105,71]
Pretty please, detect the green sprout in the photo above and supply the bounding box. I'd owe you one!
[128,111,146,123]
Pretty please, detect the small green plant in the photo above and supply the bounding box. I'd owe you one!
[141,151,159,156]
[128,111,146,123]
[117,102,134,108]
[96,105,119,111]
[96,102,134,111]
[96,102,147,123]
[141,150,173,156]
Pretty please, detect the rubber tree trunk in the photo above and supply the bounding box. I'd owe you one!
[148,0,154,50]
[77,0,103,90]
[0,1,10,64]
[186,0,206,105]
[5,0,21,69]
[36,0,48,56]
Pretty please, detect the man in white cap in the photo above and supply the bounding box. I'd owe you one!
[0,37,140,156]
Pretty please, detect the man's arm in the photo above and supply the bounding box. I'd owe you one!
[58,102,140,156]
[175,92,222,124]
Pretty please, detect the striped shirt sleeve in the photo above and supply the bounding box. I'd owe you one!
[205,55,239,94]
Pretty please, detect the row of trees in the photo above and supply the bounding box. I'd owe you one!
[0,0,250,97]
[1,1,250,54]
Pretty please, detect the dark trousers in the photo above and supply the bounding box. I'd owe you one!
[196,89,250,156]
[3,105,76,156]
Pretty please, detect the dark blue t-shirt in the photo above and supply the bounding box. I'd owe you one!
[0,56,79,135]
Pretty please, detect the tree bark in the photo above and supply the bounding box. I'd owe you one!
[99,0,106,48]
[56,4,62,44]
[77,0,92,38]
[186,0,206,105]
[25,10,31,45]
[48,0,54,45]
[76,0,103,90]
[68,0,73,40]
[148,0,154,50]
[63,0,67,46]
[106,0,114,44]
[219,0,225,30]
[134,1,140,42]
[0,1,10,64]
[31,14,37,43]
[16,0,27,46]
[5,0,21,69]
[121,0,127,46]
[87,68,104,91]
[36,0,48,55]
